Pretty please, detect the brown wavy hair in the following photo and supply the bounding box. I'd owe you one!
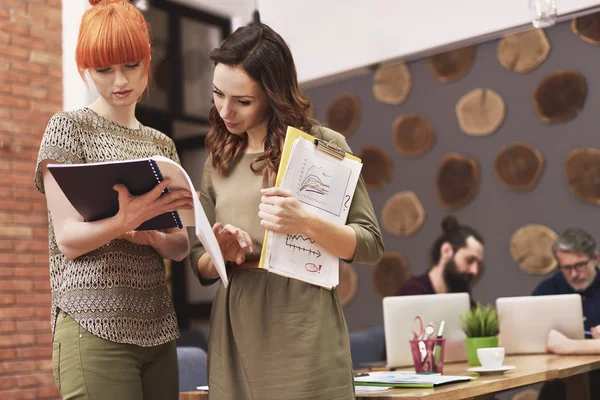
[206,22,316,186]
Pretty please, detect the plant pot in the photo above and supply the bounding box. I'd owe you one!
[465,336,499,366]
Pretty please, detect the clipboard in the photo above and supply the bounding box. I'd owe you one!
[258,126,361,281]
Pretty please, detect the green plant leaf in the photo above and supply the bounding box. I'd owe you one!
[459,303,500,337]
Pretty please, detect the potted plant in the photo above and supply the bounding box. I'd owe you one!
[460,303,501,366]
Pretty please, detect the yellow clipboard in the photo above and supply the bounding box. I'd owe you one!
[258,126,360,270]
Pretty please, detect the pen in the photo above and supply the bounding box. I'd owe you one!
[434,321,445,365]
[585,330,592,336]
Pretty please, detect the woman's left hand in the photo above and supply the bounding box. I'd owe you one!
[259,187,309,234]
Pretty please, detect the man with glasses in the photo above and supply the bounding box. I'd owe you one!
[533,228,600,400]
[532,228,600,338]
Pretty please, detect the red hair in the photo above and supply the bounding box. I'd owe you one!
[75,0,151,80]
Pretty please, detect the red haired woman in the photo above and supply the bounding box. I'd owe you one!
[189,23,384,399]
[34,1,192,398]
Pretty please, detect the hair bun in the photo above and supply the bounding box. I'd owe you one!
[89,0,119,5]
[441,215,460,234]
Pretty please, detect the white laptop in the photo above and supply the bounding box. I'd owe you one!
[383,293,470,368]
[496,294,585,355]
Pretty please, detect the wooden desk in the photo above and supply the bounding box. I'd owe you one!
[179,354,600,400]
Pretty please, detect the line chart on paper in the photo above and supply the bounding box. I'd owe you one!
[291,151,352,217]
[285,233,322,263]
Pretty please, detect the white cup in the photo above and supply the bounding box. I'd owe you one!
[477,347,505,369]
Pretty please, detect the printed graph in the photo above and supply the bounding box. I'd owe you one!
[291,153,352,217]
[299,166,331,196]
[285,233,321,263]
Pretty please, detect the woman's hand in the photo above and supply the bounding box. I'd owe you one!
[213,222,253,265]
[113,179,194,234]
[258,187,309,234]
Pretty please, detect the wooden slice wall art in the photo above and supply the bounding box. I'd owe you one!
[533,70,587,124]
[380,191,425,237]
[512,389,539,400]
[572,12,600,45]
[356,146,393,190]
[373,252,411,298]
[494,142,545,191]
[436,153,480,210]
[510,224,557,275]
[392,114,435,157]
[497,28,551,73]
[565,148,600,206]
[456,88,506,136]
[372,61,412,105]
[428,45,476,83]
[324,92,361,138]
[338,261,358,306]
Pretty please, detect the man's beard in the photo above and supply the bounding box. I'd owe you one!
[443,257,475,293]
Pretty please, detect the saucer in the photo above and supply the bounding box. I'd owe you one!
[466,365,515,375]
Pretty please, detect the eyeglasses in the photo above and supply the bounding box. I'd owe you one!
[558,259,591,273]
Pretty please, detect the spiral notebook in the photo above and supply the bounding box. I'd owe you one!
[49,158,182,230]
[48,156,229,286]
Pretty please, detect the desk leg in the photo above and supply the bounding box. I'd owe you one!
[564,372,590,400]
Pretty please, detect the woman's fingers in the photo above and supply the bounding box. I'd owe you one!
[211,223,254,255]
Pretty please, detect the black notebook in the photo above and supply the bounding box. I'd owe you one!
[48,158,183,231]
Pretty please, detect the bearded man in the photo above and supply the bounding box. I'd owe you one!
[397,215,484,300]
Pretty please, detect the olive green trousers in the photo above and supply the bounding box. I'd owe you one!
[52,309,178,400]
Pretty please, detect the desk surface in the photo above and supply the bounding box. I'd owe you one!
[355,354,600,399]
[179,354,600,400]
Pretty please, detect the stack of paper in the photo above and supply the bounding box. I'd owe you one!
[354,371,472,388]
[259,127,362,288]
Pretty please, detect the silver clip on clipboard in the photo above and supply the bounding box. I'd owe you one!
[314,138,345,160]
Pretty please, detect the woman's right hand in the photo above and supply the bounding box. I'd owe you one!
[113,179,194,233]
[213,222,253,265]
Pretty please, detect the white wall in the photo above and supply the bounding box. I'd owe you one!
[171,0,254,29]
[259,0,600,84]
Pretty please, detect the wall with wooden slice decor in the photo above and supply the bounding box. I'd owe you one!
[510,224,558,275]
[324,92,361,137]
[572,11,600,45]
[428,45,476,83]
[497,28,551,73]
[494,142,545,191]
[373,252,411,298]
[338,261,358,306]
[456,88,506,136]
[436,153,480,210]
[392,114,435,157]
[565,148,600,206]
[381,191,425,237]
[533,70,587,124]
[356,146,393,190]
[306,19,600,335]
[372,61,412,105]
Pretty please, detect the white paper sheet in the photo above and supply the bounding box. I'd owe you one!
[154,156,228,287]
[263,137,362,288]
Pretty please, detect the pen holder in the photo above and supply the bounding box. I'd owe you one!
[409,338,446,374]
